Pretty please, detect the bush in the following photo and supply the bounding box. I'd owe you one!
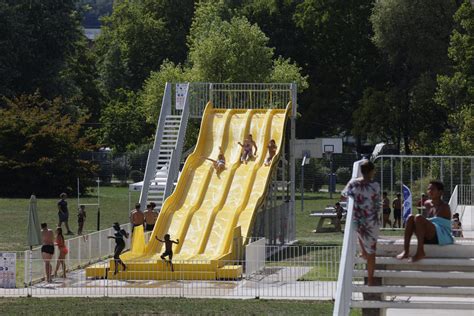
[129,170,144,183]
[336,167,351,184]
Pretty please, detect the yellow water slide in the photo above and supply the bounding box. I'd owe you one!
[87,102,290,280]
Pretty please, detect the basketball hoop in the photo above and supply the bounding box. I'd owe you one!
[323,144,334,161]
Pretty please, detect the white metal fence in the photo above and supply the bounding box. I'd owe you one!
[4,245,341,299]
[23,223,131,286]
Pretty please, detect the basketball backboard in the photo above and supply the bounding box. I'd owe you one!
[294,138,343,159]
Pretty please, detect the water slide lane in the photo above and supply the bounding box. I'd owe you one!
[175,110,252,259]
[235,110,288,242]
[193,110,272,259]
[140,104,229,258]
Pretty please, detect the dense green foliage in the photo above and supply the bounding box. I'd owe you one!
[0,93,95,197]
[0,0,472,197]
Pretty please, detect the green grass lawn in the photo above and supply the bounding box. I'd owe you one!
[0,186,139,251]
[0,297,362,315]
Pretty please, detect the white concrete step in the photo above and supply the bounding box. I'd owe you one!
[377,238,474,258]
[355,257,474,266]
[353,269,474,279]
[351,300,474,310]
[353,285,474,296]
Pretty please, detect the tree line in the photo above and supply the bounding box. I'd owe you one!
[0,0,472,197]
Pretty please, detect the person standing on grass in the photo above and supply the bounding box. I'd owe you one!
[53,227,68,278]
[108,222,128,275]
[40,223,55,283]
[342,160,380,286]
[382,192,392,228]
[57,193,73,235]
[77,205,86,235]
[392,193,402,228]
[397,180,453,262]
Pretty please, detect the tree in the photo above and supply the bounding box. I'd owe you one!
[435,1,474,155]
[95,0,195,97]
[0,93,95,197]
[367,0,458,153]
[0,0,83,98]
[99,89,154,153]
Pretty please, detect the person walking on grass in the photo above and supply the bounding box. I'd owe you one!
[156,234,179,272]
[342,160,380,286]
[40,223,54,283]
[54,227,68,278]
[77,205,86,235]
[108,223,128,275]
[57,193,73,235]
[396,180,454,262]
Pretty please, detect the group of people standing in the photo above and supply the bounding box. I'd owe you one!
[129,202,159,232]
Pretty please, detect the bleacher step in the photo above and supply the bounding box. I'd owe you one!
[353,285,474,296]
[353,269,474,279]
[351,300,474,310]
[355,257,474,266]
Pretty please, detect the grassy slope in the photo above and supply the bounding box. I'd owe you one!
[0,187,139,251]
[0,297,361,315]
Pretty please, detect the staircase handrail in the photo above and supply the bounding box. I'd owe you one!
[139,83,172,208]
[164,83,191,199]
[333,159,365,316]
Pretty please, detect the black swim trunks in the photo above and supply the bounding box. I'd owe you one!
[383,208,391,215]
[41,245,55,255]
[424,232,439,245]
[145,223,154,231]
[161,250,173,259]
[394,209,402,220]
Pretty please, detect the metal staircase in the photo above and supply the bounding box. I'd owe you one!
[139,83,190,211]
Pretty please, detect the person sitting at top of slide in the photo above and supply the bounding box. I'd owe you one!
[203,146,226,173]
[238,134,257,164]
[264,139,277,166]
[396,180,454,262]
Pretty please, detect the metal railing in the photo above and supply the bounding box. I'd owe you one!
[333,159,364,316]
[4,245,341,299]
[23,223,131,286]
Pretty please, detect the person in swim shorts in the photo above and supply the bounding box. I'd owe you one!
[156,234,179,272]
[41,223,55,283]
[392,193,402,228]
[54,227,68,278]
[204,147,226,173]
[108,222,129,275]
[396,180,454,262]
[264,139,277,166]
[144,203,158,232]
[238,134,257,164]
[382,192,392,228]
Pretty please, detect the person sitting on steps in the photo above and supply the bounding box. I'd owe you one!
[396,180,454,262]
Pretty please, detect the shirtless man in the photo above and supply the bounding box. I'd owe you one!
[129,203,144,233]
[144,203,158,232]
[238,134,257,164]
[396,180,453,262]
[264,139,277,166]
[392,193,402,228]
[382,192,392,228]
[40,223,55,283]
